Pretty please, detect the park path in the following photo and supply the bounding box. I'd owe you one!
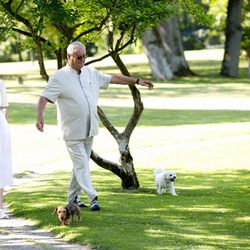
[0,175,95,250]
[0,210,93,250]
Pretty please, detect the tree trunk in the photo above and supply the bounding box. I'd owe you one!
[220,0,243,77]
[142,15,194,80]
[91,103,140,190]
[36,42,49,81]
[90,52,142,190]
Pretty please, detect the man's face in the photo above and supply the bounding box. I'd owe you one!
[67,48,86,72]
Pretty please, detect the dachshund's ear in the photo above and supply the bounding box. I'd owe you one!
[52,207,58,215]
[65,206,71,217]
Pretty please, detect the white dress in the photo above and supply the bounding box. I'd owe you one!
[0,81,13,188]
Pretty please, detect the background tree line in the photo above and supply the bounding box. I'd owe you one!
[1,0,249,79]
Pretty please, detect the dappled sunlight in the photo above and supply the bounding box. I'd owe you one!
[144,228,233,241]
[173,207,233,213]
[144,208,170,212]
[234,216,250,223]
[176,185,213,190]
[142,199,235,216]
[144,228,249,249]
[130,123,250,172]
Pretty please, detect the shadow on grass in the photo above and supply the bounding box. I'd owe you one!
[6,168,250,250]
[8,102,250,126]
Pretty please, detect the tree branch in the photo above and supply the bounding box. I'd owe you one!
[91,150,127,177]
[15,0,25,13]
[85,33,136,66]
[0,0,33,32]
[97,106,120,140]
[11,28,52,47]
[73,12,110,41]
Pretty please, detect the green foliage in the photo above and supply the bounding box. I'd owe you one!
[0,0,213,64]
[203,0,228,30]
[0,11,16,41]
[33,0,80,25]
[201,0,250,53]
[108,0,177,36]
[5,168,250,250]
[181,0,215,27]
[179,0,217,50]
[204,0,227,46]
[0,38,27,62]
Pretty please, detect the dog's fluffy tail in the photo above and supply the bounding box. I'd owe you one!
[154,168,166,175]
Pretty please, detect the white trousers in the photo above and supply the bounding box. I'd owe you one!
[65,137,97,204]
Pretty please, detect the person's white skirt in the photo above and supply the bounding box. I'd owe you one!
[0,110,13,188]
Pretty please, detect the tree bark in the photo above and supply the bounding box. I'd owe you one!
[142,15,194,80]
[220,0,243,77]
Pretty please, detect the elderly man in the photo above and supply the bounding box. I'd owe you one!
[36,41,154,211]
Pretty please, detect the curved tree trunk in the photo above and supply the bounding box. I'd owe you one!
[142,15,194,80]
[220,0,243,77]
[90,52,141,190]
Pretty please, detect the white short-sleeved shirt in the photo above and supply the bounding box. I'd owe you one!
[42,65,111,140]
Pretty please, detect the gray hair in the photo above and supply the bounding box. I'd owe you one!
[67,41,86,55]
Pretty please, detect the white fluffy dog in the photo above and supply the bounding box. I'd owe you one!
[154,168,177,195]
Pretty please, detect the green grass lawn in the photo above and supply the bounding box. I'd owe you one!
[5,168,250,250]
[2,50,250,249]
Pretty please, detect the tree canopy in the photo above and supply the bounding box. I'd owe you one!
[0,0,213,79]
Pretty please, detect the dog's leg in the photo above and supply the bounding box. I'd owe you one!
[75,206,81,221]
[77,214,80,221]
[169,182,177,196]
[156,185,160,194]
[159,187,165,195]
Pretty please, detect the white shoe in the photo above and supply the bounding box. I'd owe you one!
[0,210,9,219]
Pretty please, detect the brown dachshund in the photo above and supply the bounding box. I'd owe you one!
[53,204,81,226]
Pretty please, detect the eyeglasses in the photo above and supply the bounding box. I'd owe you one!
[70,54,87,60]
